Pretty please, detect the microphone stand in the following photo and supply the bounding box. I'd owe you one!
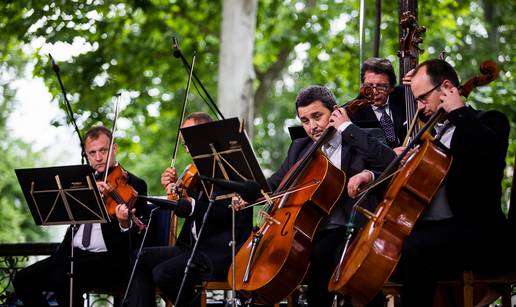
[49,54,89,307]
[48,54,88,165]
[171,37,225,120]
[122,206,159,306]
[174,193,217,307]
[226,199,238,307]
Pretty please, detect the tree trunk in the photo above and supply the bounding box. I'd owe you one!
[217,0,258,137]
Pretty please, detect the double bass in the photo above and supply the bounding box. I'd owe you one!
[228,88,374,305]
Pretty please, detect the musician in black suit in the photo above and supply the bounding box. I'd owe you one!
[266,85,396,307]
[350,57,407,148]
[125,112,253,307]
[13,126,148,307]
[354,59,511,307]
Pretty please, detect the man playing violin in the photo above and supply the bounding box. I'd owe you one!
[125,112,253,307]
[264,85,396,307]
[14,126,148,307]
[352,59,511,307]
[350,57,407,149]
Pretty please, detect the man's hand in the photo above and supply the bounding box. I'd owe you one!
[438,86,464,113]
[328,107,350,129]
[96,181,109,195]
[231,195,248,211]
[161,167,178,190]
[402,69,415,86]
[347,171,374,198]
[115,204,135,228]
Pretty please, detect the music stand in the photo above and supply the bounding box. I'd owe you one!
[177,117,270,306]
[15,164,109,306]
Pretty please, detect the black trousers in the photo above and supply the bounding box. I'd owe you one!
[305,227,348,307]
[13,248,129,307]
[125,245,214,307]
[389,218,511,307]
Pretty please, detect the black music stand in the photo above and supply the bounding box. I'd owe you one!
[181,117,269,200]
[177,117,270,306]
[15,164,109,307]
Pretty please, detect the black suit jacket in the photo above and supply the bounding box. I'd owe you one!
[175,192,253,278]
[443,106,509,228]
[350,85,407,148]
[268,124,396,229]
[57,170,148,256]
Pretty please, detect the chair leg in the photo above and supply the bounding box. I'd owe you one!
[200,285,207,307]
[462,271,474,307]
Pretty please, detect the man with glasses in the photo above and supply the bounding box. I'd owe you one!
[350,57,406,148]
[354,59,511,307]
[14,126,148,306]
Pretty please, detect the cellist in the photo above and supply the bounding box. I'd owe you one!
[351,59,511,307]
[239,85,396,306]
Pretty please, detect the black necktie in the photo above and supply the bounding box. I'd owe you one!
[82,224,92,247]
[378,106,397,145]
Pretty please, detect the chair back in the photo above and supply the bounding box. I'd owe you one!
[144,205,173,247]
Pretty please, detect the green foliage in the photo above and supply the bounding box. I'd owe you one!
[0,0,514,238]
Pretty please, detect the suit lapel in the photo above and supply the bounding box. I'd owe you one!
[340,133,352,173]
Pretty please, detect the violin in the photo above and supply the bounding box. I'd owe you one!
[167,163,200,201]
[99,165,145,232]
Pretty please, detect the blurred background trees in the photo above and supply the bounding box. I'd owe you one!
[0,0,514,242]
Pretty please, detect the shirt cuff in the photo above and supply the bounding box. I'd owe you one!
[363,170,375,181]
[119,220,133,232]
[337,121,352,132]
[189,198,196,216]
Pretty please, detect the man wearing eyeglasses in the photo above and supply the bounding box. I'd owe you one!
[14,126,148,307]
[361,59,511,307]
[350,57,406,149]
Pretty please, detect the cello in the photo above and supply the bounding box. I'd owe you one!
[228,87,374,305]
[327,62,500,305]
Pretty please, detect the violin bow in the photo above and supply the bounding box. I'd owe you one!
[170,53,196,168]
[102,93,122,183]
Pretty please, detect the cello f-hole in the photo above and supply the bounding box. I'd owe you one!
[280,212,291,236]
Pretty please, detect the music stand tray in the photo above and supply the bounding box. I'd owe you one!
[15,164,109,226]
[180,117,270,200]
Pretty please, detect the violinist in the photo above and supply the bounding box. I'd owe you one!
[265,85,396,306]
[13,125,148,307]
[125,112,253,307]
[353,59,511,307]
[350,57,407,149]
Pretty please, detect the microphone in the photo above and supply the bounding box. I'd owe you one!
[198,175,261,202]
[172,37,181,59]
[138,195,177,209]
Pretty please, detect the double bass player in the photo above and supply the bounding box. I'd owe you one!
[351,59,512,307]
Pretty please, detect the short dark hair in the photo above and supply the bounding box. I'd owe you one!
[183,112,213,125]
[361,57,397,88]
[414,59,460,87]
[85,126,112,142]
[295,85,337,113]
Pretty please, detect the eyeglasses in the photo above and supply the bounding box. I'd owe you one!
[86,147,110,157]
[415,82,442,103]
[363,83,391,92]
